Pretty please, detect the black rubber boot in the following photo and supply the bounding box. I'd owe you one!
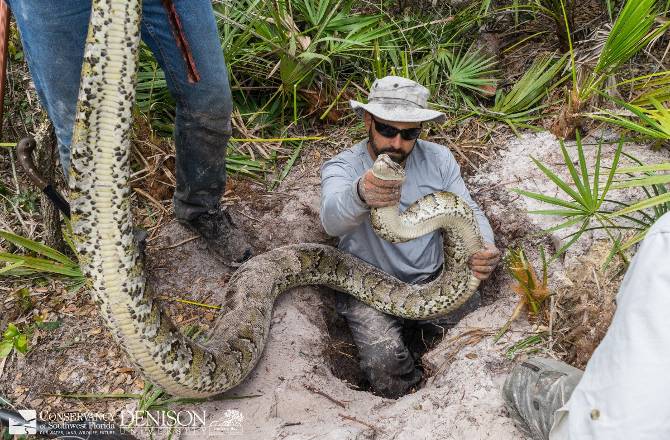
[179,209,252,266]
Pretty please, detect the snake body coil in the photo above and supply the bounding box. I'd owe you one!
[69,0,483,398]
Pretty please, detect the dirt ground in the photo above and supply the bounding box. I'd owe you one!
[172,130,665,440]
[143,143,527,440]
[1,128,668,439]
[3,0,670,436]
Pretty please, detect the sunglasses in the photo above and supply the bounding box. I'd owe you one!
[371,116,422,141]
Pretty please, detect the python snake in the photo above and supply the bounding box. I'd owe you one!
[68,0,483,398]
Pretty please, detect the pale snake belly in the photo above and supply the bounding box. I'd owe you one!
[69,0,483,398]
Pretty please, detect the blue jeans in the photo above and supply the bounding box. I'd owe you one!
[7,0,233,220]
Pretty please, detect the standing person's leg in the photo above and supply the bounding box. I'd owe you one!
[336,294,422,398]
[6,0,90,177]
[140,0,251,264]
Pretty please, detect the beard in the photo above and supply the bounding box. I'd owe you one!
[368,128,410,163]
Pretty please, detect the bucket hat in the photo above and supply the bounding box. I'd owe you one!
[350,76,445,123]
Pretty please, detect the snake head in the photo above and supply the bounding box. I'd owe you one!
[372,153,406,181]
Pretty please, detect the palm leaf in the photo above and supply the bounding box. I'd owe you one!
[512,188,584,211]
[609,192,670,217]
[488,53,567,125]
[0,230,75,266]
[616,163,670,173]
[591,92,670,140]
[558,138,590,207]
[612,174,670,189]
[595,0,667,76]
[529,155,587,207]
[596,138,623,207]
[0,252,82,278]
[629,70,670,106]
[445,47,497,94]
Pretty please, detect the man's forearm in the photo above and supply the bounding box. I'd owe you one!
[320,175,370,237]
[473,207,495,245]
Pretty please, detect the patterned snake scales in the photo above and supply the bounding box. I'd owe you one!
[69,0,483,398]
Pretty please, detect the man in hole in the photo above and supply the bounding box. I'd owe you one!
[320,76,500,398]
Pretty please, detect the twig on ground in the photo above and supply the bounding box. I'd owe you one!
[0,356,7,380]
[304,384,347,409]
[145,212,169,242]
[236,210,260,222]
[433,328,495,377]
[338,413,382,433]
[154,234,199,251]
[133,187,168,214]
[157,295,221,310]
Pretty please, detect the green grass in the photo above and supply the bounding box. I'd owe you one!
[515,129,670,263]
[0,229,83,281]
[505,332,547,359]
[483,53,568,132]
[589,91,670,143]
[576,0,669,102]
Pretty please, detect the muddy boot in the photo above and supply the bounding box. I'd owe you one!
[179,209,252,266]
[363,339,423,399]
[502,357,583,440]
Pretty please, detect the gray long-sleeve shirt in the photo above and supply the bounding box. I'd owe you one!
[320,138,495,284]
